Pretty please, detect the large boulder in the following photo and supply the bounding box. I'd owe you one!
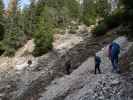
[113,36,128,49]
[103,36,128,57]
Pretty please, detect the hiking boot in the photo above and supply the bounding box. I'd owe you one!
[112,69,117,73]
[117,70,121,74]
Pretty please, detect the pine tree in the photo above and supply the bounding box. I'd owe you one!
[82,0,111,26]
[0,0,4,40]
[122,0,133,36]
[35,0,80,28]
[65,0,80,19]
[95,0,110,17]
[3,0,26,56]
[82,0,97,25]
[33,6,53,56]
[23,0,36,38]
[122,0,133,21]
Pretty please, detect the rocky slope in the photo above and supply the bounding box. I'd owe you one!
[0,25,132,100]
[39,39,133,100]
[10,35,132,100]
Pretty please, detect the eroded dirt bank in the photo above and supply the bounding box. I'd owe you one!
[0,29,123,100]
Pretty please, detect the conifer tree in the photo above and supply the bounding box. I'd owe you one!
[33,6,53,56]
[82,0,110,25]
[23,0,36,38]
[0,0,4,40]
[3,0,26,56]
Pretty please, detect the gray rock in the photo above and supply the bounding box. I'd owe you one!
[111,80,120,85]
[0,35,133,100]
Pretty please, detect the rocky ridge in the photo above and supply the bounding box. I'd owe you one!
[0,26,131,100]
[39,40,133,100]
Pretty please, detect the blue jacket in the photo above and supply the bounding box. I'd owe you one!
[110,42,120,58]
[95,56,101,65]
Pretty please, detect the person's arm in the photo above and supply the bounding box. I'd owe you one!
[108,44,112,59]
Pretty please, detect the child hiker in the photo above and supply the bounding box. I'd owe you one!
[94,54,101,74]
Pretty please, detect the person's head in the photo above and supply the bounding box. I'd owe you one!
[28,60,32,65]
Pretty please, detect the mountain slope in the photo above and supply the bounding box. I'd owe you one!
[39,39,133,100]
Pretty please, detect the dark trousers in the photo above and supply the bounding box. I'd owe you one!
[95,64,101,74]
[66,62,71,75]
[111,48,120,72]
[111,55,119,72]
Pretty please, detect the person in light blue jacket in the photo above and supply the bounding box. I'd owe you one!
[109,42,120,73]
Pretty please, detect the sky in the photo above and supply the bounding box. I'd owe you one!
[3,0,30,9]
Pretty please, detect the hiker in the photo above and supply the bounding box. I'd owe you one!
[94,55,101,74]
[27,60,32,71]
[65,60,71,74]
[28,60,32,66]
[108,42,120,73]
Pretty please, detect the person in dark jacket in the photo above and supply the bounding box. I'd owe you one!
[109,42,120,73]
[95,55,101,74]
[65,60,71,75]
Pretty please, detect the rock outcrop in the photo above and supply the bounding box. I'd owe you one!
[39,38,133,100]
[0,28,130,100]
[9,31,118,100]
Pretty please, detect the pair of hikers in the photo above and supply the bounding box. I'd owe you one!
[94,42,122,74]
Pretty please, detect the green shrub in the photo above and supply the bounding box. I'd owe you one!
[104,15,118,29]
[93,10,124,36]
[92,22,108,36]
[122,0,133,37]
[0,42,4,56]
[3,48,16,57]
[2,30,26,56]
[33,6,54,57]
[104,11,124,29]
[33,29,53,57]
[0,24,4,40]
[82,16,96,26]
